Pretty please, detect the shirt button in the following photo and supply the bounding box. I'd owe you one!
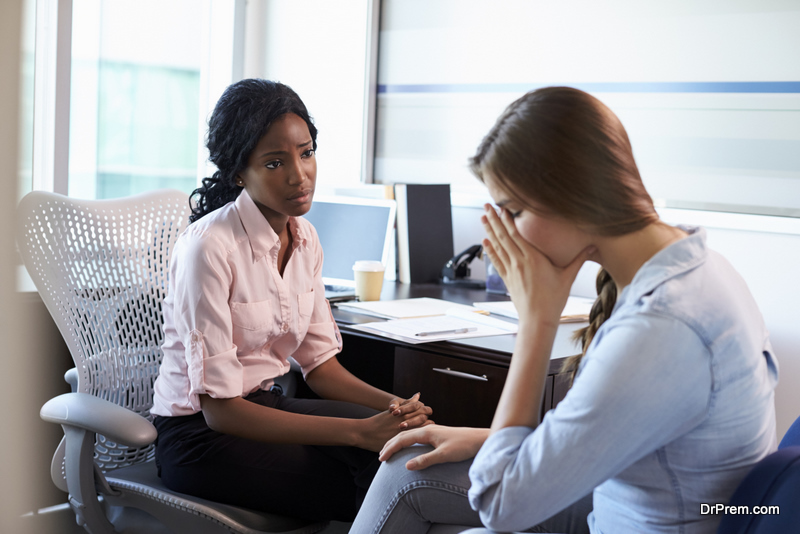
[281,322,289,332]
[191,333,200,343]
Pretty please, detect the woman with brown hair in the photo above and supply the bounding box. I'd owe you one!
[349,87,778,533]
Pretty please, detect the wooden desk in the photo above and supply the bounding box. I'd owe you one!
[330,282,586,428]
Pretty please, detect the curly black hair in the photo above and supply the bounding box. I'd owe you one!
[189,79,317,223]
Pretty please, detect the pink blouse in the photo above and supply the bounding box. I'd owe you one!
[151,189,341,417]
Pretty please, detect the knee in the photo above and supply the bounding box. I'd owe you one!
[371,444,467,500]
[375,445,436,485]
[372,444,473,501]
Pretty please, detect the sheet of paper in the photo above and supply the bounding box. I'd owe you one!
[473,296,595,322]
[470,301,517,319]
[336,297,476,320]
[350,307,517,344]
[560,296,595,321]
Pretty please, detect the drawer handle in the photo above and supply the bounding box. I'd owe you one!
[432,367,488,382]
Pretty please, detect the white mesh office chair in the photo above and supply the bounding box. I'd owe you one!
[17,190,324,534]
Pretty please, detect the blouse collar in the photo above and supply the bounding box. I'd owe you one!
[234,188,309,261]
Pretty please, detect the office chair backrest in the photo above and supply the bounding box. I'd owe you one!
[716,446,800,533]
[17,189,189,473]
[778,414,800,449]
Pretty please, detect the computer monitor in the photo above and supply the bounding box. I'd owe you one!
[302,195,396,287]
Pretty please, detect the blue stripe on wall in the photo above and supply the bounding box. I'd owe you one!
[377,81,800,94]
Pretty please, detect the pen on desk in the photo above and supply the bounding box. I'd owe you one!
[415,327,478,337]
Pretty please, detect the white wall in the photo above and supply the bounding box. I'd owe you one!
[680,218,800,440]
[2,0,40,530]
[375,0,800,216]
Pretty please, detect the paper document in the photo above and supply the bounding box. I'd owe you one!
[473,296,595,322]
[561,296,595,321]
[336,297,476,320]
[350,307,518,344]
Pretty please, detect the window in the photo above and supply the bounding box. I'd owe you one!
[69,0,203,199]
[25,0,376,199]
[254,0,376,189]
[25,0,238,200]
[375,0,800,218]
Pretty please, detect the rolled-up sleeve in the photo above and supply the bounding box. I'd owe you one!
[468,314,711,532]
[170,232,242,403]
[292,229,342,378]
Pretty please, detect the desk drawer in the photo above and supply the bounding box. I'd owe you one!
[394,347,509,428]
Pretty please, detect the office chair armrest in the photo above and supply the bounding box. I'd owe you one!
[41,392,155,534]
[64,367,78,392]
[40,392,157,448]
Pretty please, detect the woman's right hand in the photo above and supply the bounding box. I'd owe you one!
[481,204,594,327]
[378,425,490,470]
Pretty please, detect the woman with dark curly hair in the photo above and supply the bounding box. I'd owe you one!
[151,79,431,522]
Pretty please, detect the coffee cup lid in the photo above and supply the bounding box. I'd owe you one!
[353,260,384,272]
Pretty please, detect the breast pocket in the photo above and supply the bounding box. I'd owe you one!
[230,300,274,353]
[295,291,315,340]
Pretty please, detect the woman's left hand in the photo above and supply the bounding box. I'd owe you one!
[379,425,490,470]
[481,204,594,326]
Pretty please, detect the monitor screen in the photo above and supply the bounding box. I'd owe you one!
[302,196,396,284]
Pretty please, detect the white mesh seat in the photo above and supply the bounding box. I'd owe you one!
[17,190,325,534]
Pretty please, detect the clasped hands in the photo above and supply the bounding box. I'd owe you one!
[388,392,432,429]
[359,393,433,452]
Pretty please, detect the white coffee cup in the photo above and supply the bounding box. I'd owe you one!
[352,260,385,301]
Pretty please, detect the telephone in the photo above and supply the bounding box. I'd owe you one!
[440,244,486,289]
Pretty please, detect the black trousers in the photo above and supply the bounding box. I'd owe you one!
[154,389,380,522]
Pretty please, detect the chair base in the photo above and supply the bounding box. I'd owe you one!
[104,461,327,534]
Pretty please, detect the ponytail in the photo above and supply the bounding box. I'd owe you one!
[563,268,617,384]
[189,172,241,224]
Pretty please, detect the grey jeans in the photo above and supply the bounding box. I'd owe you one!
[349,445,592,534]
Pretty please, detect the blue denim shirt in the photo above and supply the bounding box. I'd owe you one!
[468,227,778,534]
